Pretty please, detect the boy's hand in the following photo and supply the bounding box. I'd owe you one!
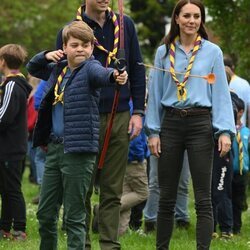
[113,70,128,85]
[45,50,65,63]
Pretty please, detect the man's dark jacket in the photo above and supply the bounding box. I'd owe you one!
[56,8,146,115]
[0,76,32,161]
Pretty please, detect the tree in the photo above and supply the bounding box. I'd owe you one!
[0,0,82,63]
[204,0,250,80]
[127,0,176,62]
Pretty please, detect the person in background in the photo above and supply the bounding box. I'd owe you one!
[31,80,47,205]
[118,100,149,236]
[224,55,250,127]
[145,0,235,249]
[211,67,241,240]
[0,44,32,240]
[26,75,40,183]
[231,97,250,235]
[211,141,234,240]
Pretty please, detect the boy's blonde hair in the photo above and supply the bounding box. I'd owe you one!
[0,44,27,69]
[62,21,95,45]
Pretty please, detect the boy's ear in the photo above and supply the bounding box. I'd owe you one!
[0,58,5,68]
[91,44,94,53]
[63,43,67,54]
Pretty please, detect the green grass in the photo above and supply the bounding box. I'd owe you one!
[1,167,250,249]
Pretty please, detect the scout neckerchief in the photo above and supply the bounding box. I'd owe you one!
[76,5,119,67]
[236,124,244,175]
[53,66,68,105]
[169,35,202,101]
[0,71,25,104]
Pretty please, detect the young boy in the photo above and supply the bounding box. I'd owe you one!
[26,21,127,250]
[0,44,32,240]
[231,97,250,234]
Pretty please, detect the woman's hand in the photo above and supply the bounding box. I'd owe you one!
[148,136,161,158]
[218,134,231,157]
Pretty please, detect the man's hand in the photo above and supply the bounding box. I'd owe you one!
[128,114,142,140]
[45,50,65,63]
[148,136,161,158]
[218,134,231,157]
[40,145,48,153]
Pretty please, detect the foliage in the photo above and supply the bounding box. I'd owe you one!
[0,0,249,80]
[204,0,250,80]
[128,0,250,81]
[127,0,176,62]
[0,0,82,64]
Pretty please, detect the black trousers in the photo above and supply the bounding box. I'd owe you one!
[157,111,214,250]
[232,173,248,233]
[0,160,26,232]
[212,146,233,233]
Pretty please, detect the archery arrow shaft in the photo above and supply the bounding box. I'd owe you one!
[138,62,202,78]
[138,62,215,83]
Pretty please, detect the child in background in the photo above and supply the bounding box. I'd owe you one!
[31,80,47,205]
[26,75,40,182]
[118,100,149,235]
[26,21,127,249]
[231,97,250,234]
[0,44,32,240]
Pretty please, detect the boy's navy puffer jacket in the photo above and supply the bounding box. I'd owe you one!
[26,52,115,153]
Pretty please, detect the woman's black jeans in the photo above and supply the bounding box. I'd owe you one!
[156,109,214,250]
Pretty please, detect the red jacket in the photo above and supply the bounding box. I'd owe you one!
[27,96,37,134]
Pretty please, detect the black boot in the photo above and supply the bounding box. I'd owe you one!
[144,221,156,234]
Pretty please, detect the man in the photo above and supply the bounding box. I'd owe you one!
[57,1,146,249]
[224,54,250,127]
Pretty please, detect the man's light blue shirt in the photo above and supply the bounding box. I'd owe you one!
[145,39,236,137]
[229,75,250,126]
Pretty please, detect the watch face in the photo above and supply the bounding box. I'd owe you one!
[134,113,143,117]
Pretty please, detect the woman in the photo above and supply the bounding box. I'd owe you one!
[145,0,235,249]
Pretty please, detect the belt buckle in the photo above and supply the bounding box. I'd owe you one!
[58,137,64,144]
[51,135,64,144]
[180,109,188,117]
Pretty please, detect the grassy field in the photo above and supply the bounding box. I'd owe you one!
[1,167,250,249]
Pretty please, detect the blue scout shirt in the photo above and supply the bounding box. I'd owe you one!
[232,125,250,174]
[52,68,71,137]
[145,39,235,138]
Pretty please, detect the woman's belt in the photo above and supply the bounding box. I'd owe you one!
[165,107,211,117]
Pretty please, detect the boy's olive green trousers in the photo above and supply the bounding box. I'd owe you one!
[37,143,96,250]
